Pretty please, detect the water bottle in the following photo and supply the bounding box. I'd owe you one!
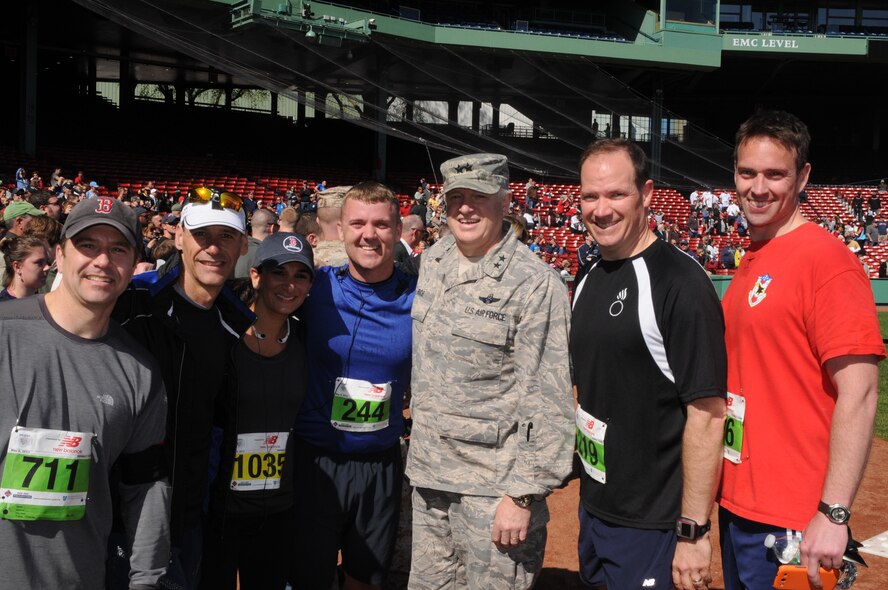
[764,533,802,565]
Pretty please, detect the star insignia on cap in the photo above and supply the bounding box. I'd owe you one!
[479,294,500,304]
[493,262,501,269]
[498,255,506,262]
[455,163,473,173]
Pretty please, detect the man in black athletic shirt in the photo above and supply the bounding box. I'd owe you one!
[570,139,727,590]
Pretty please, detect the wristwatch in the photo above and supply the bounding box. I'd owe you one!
[675,517,711,540]
[818,501,851,524]
[509,495,535,508]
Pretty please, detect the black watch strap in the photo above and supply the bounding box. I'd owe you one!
[676,517,711,540]
[818,501,851,524]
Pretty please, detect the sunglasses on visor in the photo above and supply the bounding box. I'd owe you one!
[187,186,243,212]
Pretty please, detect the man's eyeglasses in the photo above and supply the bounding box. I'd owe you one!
[187,186,243,212]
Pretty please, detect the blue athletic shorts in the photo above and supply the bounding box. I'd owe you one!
[578,505,676,589]
[292,441,403,587]
[719,506,788,590]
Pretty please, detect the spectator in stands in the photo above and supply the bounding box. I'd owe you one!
[313,185,351,267]
[666,221,681,243]
[277,206,299,233]
[147,213,178,252]
[852,192,864,220]
[559,258,573,283]
[545,236,565,255]
[570,210,585,233]
[408,153,572,590]
[22,215,62,293]
[726,200,740,227]
[869,191,881,214]
[687,214,700,238]
[29,171,43,190]
[529,235,543,253]
[2,201,44,249]
[880,261,888,278]
[733,241,744,268]
[49,167,62,188]
[577,233,599,268]
[111,187,251,589]
[28,189,62,220]
[314,179,327,193]
[719,189,731,210]
[846,234,862,254]
[14,166,27,190]
[413,185,425,202]
[0,235,50,301]
[695,245,709,269]
[525,178,538,209]
[294,212,321,247]
[395,213,424,267]
[720,242,736,269]
[879,179,887,193]
[409,194,428,223]
[677,238,695,259]
[235,207,276,278]
[866,219,879,246]
[85,181,99,199]
[522,206,536,229]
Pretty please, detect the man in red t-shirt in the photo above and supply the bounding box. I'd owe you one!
[719,111,885,590]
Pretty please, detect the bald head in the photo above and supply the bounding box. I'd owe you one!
[250,208,276,240]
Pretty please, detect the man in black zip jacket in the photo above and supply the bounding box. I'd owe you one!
[112,191,253,589]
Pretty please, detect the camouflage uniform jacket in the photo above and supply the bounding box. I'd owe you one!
[312,239,349,267]
[406,227,574,498]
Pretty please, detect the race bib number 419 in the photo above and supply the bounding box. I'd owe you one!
[1,427,92,521]
[575,407,607,484]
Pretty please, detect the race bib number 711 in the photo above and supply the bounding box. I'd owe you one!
[1,427,92,521]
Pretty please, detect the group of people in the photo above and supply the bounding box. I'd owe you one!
[0,109,883,590]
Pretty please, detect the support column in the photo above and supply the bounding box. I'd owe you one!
[20,1,38,155]
[296,90,306,126]
[471,101,481,132]
[491,101,500,136]
[651,89,663,183]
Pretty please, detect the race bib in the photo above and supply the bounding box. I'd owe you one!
[330,378,391,432]
[575,406,607,484]
[230,432,289,491]
[723,392,746,464]
[1,427,92,521]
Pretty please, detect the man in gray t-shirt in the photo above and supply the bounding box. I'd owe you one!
[0,197,169,589]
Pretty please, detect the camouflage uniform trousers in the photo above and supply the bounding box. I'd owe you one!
[408,487,549,590]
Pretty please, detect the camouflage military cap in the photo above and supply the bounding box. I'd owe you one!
[441,153,509,195]
[316,185,353,209]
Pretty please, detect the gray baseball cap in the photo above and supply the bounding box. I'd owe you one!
[253,232,315,278]
[441,153,509,195]
[63,197,141,248]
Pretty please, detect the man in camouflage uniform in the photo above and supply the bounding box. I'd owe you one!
[312,185,352,267]
[406,153,574,589]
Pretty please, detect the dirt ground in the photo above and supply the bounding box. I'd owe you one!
[536,436,888,589]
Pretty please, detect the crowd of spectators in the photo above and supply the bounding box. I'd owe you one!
[6,164,888,288]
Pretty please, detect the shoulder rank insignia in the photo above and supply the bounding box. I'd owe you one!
[479,294,500,304]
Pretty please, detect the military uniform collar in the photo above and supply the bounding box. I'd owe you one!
[437,221,517,284]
